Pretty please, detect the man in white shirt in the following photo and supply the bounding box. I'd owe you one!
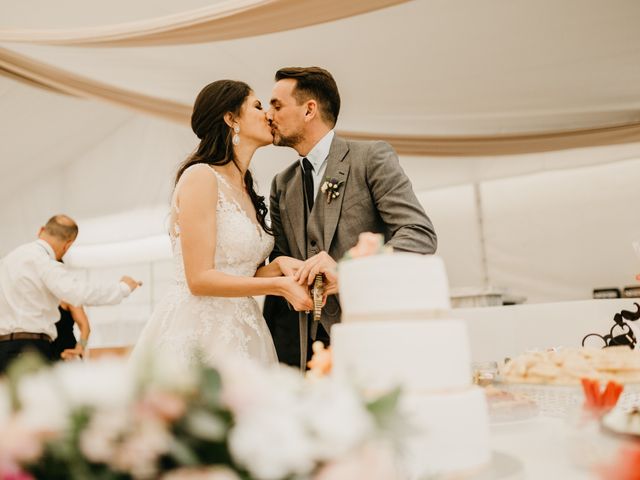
[0,214,141,373]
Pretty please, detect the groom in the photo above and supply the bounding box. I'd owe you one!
[264,66,437,369]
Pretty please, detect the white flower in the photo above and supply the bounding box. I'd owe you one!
[16,370,69,432]
[229,409,315,480]
[111,418,172,479]
[136,351,199,393]
[224,361,317,479]
[79,408,130,463]
[219,360,302,416]
[54,357,135,410]
[302,379,374,460]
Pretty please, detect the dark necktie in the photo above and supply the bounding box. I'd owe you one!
[302,157,314,212]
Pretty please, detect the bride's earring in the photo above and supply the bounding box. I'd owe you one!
[232,125,240,146]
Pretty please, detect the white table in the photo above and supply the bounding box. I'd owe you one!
[490,415,625,479]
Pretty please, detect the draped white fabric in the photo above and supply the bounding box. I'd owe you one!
[0,0,411,46]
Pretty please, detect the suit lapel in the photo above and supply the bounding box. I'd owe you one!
[284,165,307,258]
[320,137,350,250]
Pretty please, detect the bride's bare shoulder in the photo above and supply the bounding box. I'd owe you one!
[176,164,219,201]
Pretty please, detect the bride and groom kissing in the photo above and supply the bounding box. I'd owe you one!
[130,66,437,371]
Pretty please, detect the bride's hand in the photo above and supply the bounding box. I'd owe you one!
[278,276,313,312]
[276,256,304,277]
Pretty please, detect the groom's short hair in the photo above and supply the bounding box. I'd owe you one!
[275,67,340,127]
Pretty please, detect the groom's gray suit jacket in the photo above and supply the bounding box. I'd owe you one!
[268,135,437,368]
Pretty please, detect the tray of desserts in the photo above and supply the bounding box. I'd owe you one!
[494,346,640,416]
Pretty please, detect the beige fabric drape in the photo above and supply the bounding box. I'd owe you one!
[0,65,69,95]
[0,47,191,123]
[0,0,410,47]
[3,45,640,156]
[342,125,640,156]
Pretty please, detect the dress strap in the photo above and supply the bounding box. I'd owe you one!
[208,166,231,190]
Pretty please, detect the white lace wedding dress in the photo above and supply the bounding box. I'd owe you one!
[130,164,278,369]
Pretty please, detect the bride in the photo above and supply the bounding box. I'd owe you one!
[131,80,313,368]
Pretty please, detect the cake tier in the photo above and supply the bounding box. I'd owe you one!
[331,320,472,391]
[399,387,491,478]
[338,253,451,319]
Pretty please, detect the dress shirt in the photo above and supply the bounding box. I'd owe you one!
[0,240,131,340]
[298,130,335,199]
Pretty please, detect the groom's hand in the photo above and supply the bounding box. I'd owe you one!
[295,252,338,294]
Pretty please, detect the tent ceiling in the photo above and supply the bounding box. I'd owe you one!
[0,78,132,196]
[0,0,221,28]
[0,0,639,197]
[2,0,639,134]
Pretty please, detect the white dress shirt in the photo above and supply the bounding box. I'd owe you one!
[0,239,131,340]
[299,130,335,199]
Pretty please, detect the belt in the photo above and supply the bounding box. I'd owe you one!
[0,332,52,343]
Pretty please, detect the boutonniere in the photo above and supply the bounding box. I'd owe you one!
[320,177,344,204]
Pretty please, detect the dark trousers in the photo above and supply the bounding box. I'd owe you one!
[0,339,54,375]
[264,295,332,368]
[264,295,330,368]
[264,294,300,367]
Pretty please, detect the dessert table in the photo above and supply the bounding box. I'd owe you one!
[457,299,639,478]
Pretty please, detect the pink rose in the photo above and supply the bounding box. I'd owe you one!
[137,390,186,423]
[1,470,35,480]
[0,420,43,466]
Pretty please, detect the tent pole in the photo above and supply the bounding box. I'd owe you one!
[473,182,490,290]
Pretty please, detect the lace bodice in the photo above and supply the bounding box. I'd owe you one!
[169,164,274,286]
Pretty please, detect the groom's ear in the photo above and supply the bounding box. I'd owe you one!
[304,100,318,122]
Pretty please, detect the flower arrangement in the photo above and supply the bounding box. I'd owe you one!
[319,178,343,204]
[0,354,403,480]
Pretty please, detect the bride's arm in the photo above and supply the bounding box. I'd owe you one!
[177,168,312,310]
[255,256,303,278]
[255,260,281,278]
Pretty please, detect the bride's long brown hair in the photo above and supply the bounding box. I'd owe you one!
[175,80,272,235]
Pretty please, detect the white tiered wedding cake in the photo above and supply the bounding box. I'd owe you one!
[332,253,491,478]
